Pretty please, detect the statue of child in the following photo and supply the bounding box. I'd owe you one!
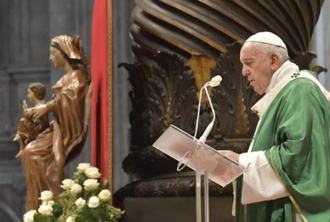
[13,82,49,158]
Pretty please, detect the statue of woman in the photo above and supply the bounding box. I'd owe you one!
[13,82,49,158]
[21,35,92,211]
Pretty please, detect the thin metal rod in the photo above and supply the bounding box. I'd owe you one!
[196,169,202,222]
[204,172,210,222]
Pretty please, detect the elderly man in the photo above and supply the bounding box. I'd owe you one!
[220,32,330,222]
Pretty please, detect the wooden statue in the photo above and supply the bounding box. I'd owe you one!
[14,83,49,158]
[20,35,92,211]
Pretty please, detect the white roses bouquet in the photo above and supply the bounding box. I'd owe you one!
[22,163,124,222]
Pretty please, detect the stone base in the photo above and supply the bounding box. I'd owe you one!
[119,196,234,222]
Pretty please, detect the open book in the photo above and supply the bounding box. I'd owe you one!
[153,125,245,187]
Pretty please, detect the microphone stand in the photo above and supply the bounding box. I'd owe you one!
[193,76,221,222]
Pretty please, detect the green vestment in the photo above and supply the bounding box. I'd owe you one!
[236,77,330,222]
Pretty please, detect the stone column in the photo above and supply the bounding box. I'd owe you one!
[310,0,330,88]
[112,0,136,193]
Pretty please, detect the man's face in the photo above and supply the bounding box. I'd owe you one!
[240,43,274,95]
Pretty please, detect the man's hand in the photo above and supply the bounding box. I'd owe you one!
[218,150,240,162]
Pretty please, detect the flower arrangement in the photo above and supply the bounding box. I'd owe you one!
[22,163,124,222]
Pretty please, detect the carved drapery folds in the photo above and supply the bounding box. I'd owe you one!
[115,0,325,203]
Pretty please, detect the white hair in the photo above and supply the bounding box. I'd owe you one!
[250,42,289,64]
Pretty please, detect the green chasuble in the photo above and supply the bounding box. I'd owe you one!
[235,77,330,222]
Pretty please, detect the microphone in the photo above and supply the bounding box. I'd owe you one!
[194,75,222,143]
[209,75,222,87]
[177,75,222,172]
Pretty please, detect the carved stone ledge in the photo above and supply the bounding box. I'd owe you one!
[114,171,233,207]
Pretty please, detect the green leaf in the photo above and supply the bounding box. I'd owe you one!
[100,179,108,188]
[34,214,50,222]
[52,202,63,218]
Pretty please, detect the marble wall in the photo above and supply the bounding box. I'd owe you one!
[0,0,51,220]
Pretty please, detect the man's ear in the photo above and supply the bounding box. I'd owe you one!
[270,53,281,71]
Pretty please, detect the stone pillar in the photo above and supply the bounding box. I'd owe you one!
[112,0,136,193]
[323,0,330,90]
[310,0,330,88]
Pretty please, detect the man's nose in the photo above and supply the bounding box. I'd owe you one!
[242,67,249,76]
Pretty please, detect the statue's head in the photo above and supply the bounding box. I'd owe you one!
[49,35,90,82]
[28,82,46,101]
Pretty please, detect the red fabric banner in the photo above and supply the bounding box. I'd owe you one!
[91,0,110,181]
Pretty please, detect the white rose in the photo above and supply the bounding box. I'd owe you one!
[66,216,74,222]
[77,163,91,173]
[61,179,75,190]
[70,184,82,194]
[88,196,100,208]
[43,200,55,207]
[98,189,111,201]
[75,197,86,209]
[83,179,99,190]
[85,167,101,179]
[23,210,37,222]
[39,190,53,201]
[38,204,53,216]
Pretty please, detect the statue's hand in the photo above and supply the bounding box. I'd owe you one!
[32,104,48,119]
[24,108,33,118]
[22,100,28,111]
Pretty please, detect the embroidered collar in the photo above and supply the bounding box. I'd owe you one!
[265,60,299,94]
[251,63,330,118]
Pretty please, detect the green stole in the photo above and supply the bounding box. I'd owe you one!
[235,74,330,222]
